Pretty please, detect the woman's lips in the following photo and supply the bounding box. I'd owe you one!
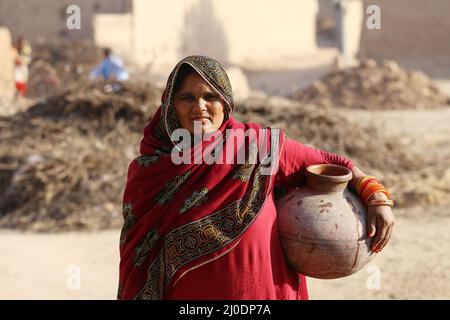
[190,117,211,122]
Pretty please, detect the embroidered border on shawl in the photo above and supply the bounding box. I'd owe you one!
[155,170,191,205]
[136,149,163,167]
[133,127,281,300]
[120,203,136,245]
[135,254,164,299]
[134,229,160,267]
[233,142,258,182]
[135,163,267,300]
[179,187,209,215]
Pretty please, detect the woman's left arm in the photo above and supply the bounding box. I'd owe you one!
[348,166,395,253]
[276,138,395,253]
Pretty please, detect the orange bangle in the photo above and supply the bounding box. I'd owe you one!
[361,184,383,200]
[358,178,378,195]
[362,183,388,196]
[356,176,367,192]
[364,189,390,205]
[356,176,377,195]
[357,176,391,206]
[362,184,388,198]
[362,185,390,205]
[368,199,394,207]
[356,176,368,194]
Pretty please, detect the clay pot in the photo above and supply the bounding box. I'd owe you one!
[276,164,375,279]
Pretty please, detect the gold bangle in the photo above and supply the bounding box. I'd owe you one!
[367,199,394,207]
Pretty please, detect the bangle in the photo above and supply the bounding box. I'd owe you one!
[357,175,392,206]
[356,176,377,195]
[358,177,378,195]
[362,186,390,203]
[367,199,394,207]
[367,189,390,202]
[362,185,389,204]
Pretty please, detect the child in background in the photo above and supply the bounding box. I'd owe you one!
[12,37,32,97]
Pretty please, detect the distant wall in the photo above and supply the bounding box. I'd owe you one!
[93,14,134,64]
[0,27,14,97]
[359,0,450,78]
[0,0,131,43]
[1,0,331,77]
[338,0,364,66]
[132,0,188,73]
[131,0,319,74]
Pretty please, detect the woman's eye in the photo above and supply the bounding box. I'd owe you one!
[181,96,194,101]
[205,94,218,101]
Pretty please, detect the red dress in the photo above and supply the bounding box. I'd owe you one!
[165,138,354,300]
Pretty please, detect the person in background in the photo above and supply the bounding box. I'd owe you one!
[12,37,32,97]
[90,47,129,82]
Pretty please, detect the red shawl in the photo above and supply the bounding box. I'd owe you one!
[117,56,285,299]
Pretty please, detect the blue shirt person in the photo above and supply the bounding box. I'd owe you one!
[90,48,129,81]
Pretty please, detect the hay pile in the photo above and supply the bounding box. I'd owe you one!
[292,60,450,109]
[234,95,449,208]
[27,40,101,98]
[0,81,447,231]
[27,81,158,133]
[0,81,161,231]
[385,164,450,208]
[234,95,425,174]
[27,60,62,98]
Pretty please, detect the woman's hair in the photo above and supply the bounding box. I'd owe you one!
[173,64,196,95]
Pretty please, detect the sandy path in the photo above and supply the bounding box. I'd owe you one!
[308,206,450,299]
[0,230,120,299]
[1,207,448,300]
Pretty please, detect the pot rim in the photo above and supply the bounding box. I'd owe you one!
[306,164,353,183]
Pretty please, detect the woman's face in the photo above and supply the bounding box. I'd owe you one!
[174,72,225,135]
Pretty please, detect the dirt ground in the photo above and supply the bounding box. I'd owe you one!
[308,206,450,300]
[1,102,449,300]
[0,229,120,300]
[0,206,448,300]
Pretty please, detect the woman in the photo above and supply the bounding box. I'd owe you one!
[118,55,395,300]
